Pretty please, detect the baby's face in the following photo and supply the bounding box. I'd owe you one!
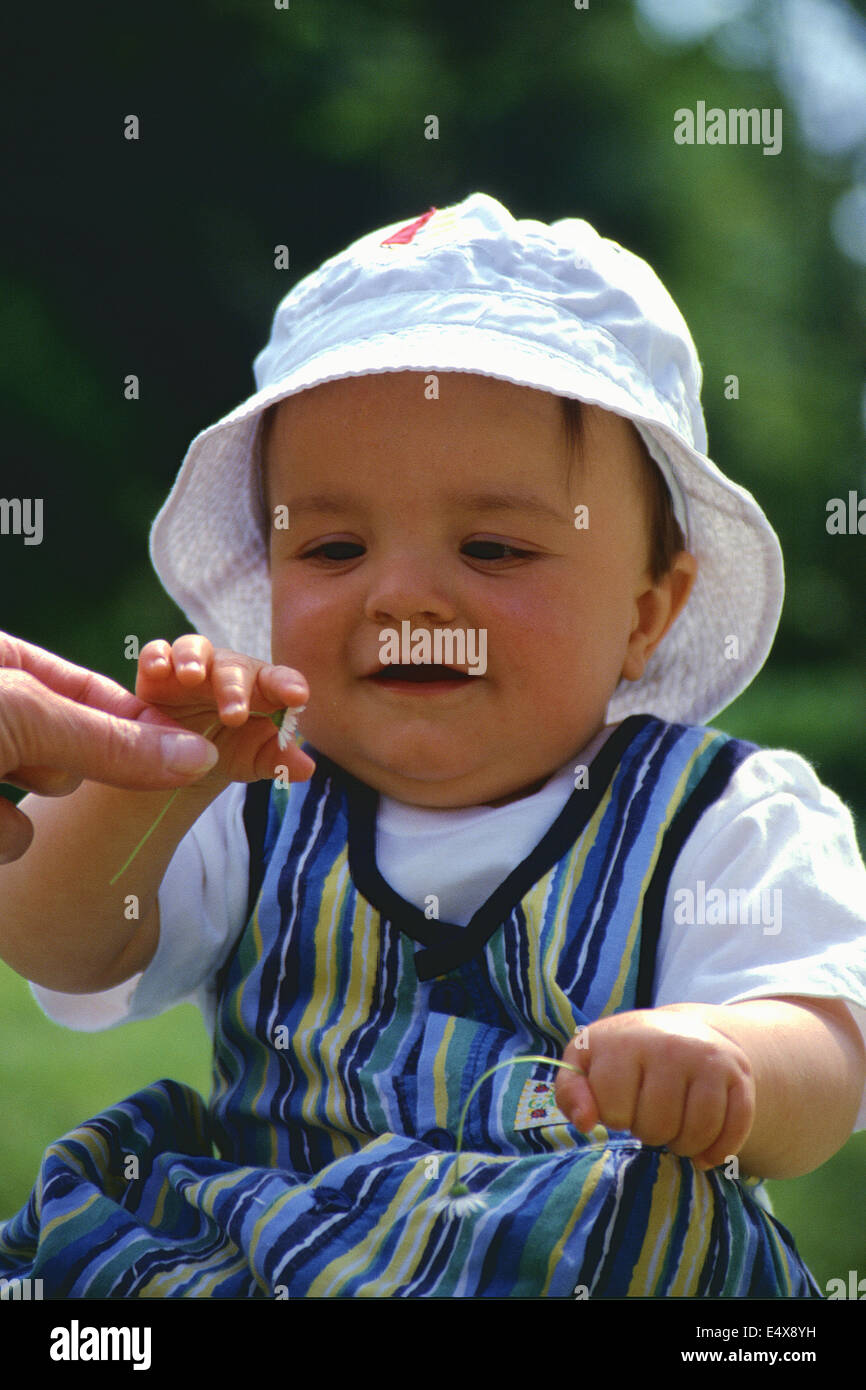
[265,371,686,808]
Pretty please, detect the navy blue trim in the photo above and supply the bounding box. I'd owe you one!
[318,715,656,981]
[243,779,274,923]
[235,726,758,997]
[213,780,273,1004]
[634,735,759,1010]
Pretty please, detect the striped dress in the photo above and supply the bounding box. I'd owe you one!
[0,715,821,1297]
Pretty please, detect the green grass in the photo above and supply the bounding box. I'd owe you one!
[1,956,863,1292]
[0,958,211,1209]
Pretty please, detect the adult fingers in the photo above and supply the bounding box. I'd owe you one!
[0,669,219,791]
[0,796,35,864]
[3,765,83,796]
[0,631,150,722]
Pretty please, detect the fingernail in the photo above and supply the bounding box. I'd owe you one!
[162,734,219,774]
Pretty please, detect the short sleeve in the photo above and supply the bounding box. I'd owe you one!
[30,782,250,1033]
[654,746,866,1130]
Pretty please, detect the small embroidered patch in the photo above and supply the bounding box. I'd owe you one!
[514,1077,568,1131]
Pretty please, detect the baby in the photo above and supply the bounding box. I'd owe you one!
[1,193,865,1299]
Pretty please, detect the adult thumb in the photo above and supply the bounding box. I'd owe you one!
[4,679,220,791]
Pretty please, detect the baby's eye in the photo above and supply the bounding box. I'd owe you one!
[462,540,533,562]
[303,541,366,562]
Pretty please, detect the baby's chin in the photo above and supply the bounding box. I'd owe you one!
[380,771,555,810]
[370,775,549,810]
[317,736,554,809]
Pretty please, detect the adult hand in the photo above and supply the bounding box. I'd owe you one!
[0,631,220,863]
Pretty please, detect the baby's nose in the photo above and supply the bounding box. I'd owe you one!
[362,554,458,626]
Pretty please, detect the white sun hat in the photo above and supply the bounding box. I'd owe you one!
[150,191,783,727]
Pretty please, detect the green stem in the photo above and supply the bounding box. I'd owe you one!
[449,1054,586,1194]
[109,786,183,886]
[110,710,288,885]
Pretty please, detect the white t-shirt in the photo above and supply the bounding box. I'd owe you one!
[32,729,866,1130]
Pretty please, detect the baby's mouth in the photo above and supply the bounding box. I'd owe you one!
[370,665,472,683]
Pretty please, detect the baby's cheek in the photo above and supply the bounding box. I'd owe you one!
[270,578,340,662]
[269,591,306,671]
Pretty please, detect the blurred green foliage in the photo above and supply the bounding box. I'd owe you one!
[1,0,864,1287]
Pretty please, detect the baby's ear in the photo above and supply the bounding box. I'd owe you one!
[663,550,698,630]
[622,552,697,682]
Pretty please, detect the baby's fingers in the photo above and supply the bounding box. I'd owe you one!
[696,1077,755,1172]
[672,1075,755,1171]
[209,655,309,727]
[136,635,215,703]
[172,635,215,686]
[208,648,267,725]
[252,663,310,717]
[555,1033,601,1133]
[137,638,173,684]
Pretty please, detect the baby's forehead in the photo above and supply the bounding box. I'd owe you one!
[262,389,653,535]
[259,388,655,546]
[263,373,638,464]
[267,369,563,424]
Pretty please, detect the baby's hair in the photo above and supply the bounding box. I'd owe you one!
[560,395,685,583]
[255,406,277,564]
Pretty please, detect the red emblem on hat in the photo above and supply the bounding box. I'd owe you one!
[380,207,438,246]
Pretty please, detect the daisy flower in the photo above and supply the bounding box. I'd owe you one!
[436,1183,488,1220]
[270,703,306,750]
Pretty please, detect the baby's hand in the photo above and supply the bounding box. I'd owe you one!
[554,1005,756,1170]
[135,635,315,787]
